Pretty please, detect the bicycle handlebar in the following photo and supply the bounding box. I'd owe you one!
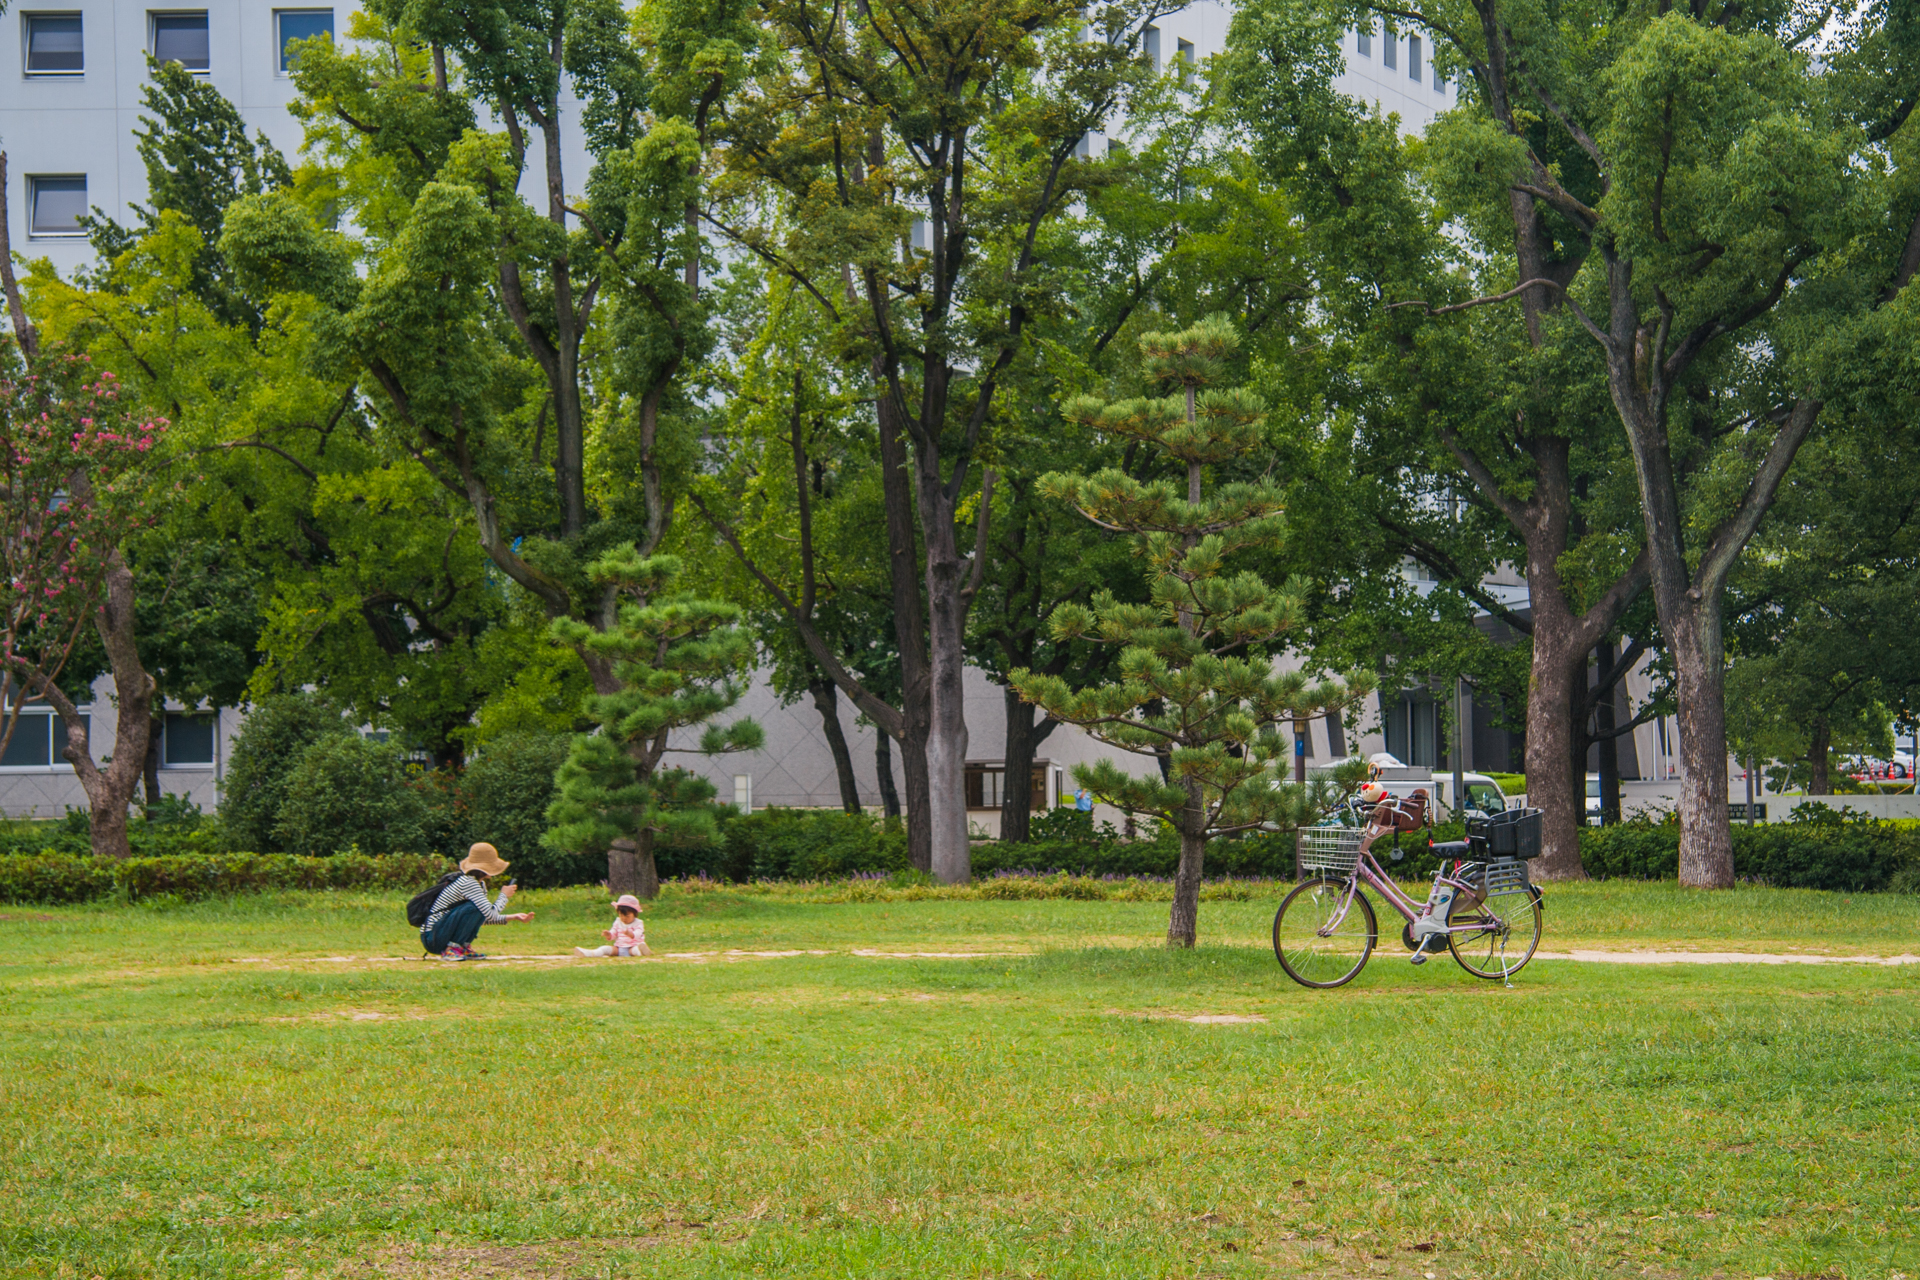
[1429,839,1472,857]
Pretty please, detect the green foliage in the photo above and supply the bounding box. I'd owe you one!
[273,735,435,857]
[723,810,908,881]
[216,694,354,853]
[543,549,761,872]
[1013,317,1372,856]
[1580,813,1920,892]
[0,851,449,905]
[81,60,294,329]
[455,732,575,887]
[0,806,216,859]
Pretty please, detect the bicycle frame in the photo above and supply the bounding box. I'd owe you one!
[1315,826,1493,937]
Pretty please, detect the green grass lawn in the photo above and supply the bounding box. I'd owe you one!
[1,880,1916,1279]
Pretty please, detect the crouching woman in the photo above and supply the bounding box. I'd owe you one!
[422,843,534,961]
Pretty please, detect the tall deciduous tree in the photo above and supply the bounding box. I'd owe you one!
[720,0,1167,882]
[1249,0,1920,885]
[1013,316,1370,945]
[1225,2,1649,878]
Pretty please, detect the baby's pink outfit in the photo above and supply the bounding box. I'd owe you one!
[609,917,645,954]
[577,915,646,957]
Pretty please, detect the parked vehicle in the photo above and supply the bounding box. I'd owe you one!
[1321,755,1511,824]
[1586,773,1602,825]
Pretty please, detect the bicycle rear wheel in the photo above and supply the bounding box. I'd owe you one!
[1448,883,1543,980]
[1274,877,1376,989]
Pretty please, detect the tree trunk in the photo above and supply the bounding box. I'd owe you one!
[875,732,902,818]
[1668,605,1735,887]
[808,677,862,814]
[1595,641,1622,825]
[1526,631,1588,879]
[607,834,661,899]
[143,713,164,809]
[1166,782,1207,947]
[915,459,971,884]
[876,386,933,872]
[999,691,1055,843]
[39,551,154,860]
[1807,714,1832,795]
[608,837,639,897]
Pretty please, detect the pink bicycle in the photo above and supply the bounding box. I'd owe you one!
[1272,810,1545,988]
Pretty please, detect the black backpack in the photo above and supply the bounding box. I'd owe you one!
[406,872,462,928]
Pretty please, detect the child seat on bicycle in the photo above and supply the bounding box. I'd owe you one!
[1367,788,1429,834]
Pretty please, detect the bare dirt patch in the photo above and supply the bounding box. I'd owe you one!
[1107,1008,1269,1025]
[365,1232,689,1279]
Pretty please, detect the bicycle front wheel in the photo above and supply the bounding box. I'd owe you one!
[1274,877,1376,989]
[1448,883,1543,980]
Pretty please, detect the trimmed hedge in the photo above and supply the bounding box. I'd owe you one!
[0,852,451,905]
[1580,811,1920,891]
[722,809,909,880]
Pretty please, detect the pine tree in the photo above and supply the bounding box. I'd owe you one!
[1012,316,1371,947]
[544,547,763,898]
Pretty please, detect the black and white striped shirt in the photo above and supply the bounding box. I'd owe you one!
[422,874,511,933]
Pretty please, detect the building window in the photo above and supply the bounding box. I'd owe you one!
[1434,59,1446,92]
[1383,32,1396,71]
[964,764,1049,811]
[275,8,331,72]
[24,12,84,73]
[162,712,216,767]
[1408,34,1422,80]
[733,774,752,813]
[27,175,86,237]
[151,11,209,71]
[1176,37,1194,65]
[1144,24,1160,71]
[0,711,86,769]
[1356,27,1370,56]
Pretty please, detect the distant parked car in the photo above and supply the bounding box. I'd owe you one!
[1585,774,1602,825]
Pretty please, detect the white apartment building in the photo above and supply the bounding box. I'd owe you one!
[2,0,356,277]
[0,1,1477,821]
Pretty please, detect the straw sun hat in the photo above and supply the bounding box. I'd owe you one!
[460,842,510,877]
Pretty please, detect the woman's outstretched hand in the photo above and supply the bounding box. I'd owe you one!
[513,912,534,922]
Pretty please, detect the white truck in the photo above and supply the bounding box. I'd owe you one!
[1352,755,1513,822]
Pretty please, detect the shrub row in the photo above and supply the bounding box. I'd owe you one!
[1580,811,1920,891]
[7,806,1915,905]
[0,852,451,905]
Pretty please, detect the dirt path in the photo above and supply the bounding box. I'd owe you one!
[228,947,1920,967]
[1534,948,1920,966]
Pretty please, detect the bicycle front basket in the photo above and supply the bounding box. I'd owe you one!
[1296,825,1365,877]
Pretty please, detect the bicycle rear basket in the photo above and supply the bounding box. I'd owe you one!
[1479,857,1532,896]
[1465,806,1543,859]
[1296,825,1365,877]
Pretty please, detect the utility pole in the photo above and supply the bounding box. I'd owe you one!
[1452,678,1468,824]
